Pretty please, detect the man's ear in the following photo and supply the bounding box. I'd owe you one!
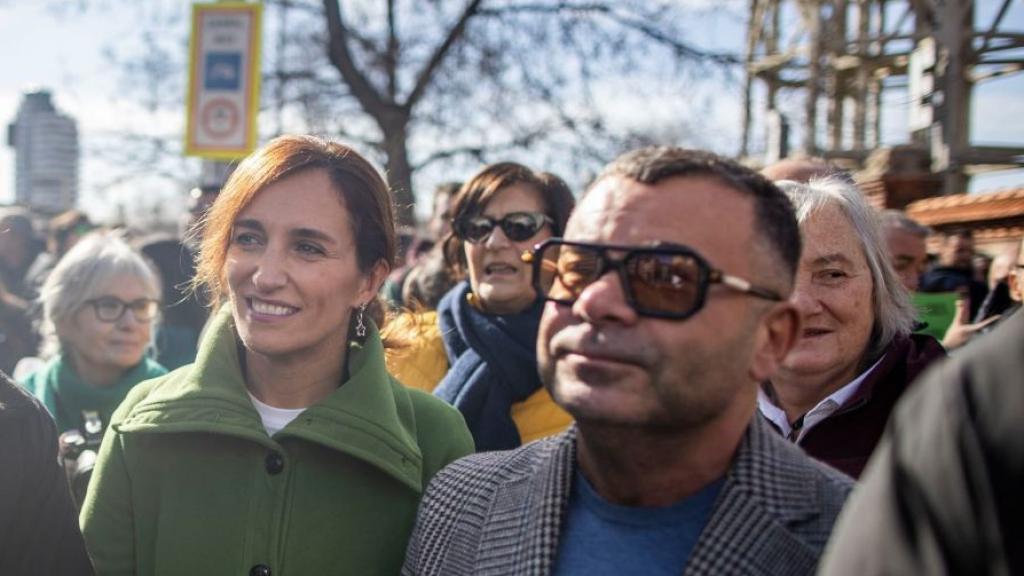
[749,301,801,383]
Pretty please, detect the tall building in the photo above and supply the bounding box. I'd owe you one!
[6,90,79,213]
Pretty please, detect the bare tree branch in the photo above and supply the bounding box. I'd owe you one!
[601,11,741,66]
[404,0,484,110]
[386,0,399,99]
[478,2,740,65]
[53,0,743,227]
[323,0,387,117]
[412,126,550,170]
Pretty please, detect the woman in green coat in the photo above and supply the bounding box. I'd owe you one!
[80,135,474,575]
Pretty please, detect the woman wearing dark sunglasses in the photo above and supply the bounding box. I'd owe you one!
[386,162,575,451]
[19,232,167,435]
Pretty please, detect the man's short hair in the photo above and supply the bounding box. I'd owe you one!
[879,210,930,238]
[592,147,801,280]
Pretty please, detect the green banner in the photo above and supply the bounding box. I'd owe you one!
[912,291,959,340]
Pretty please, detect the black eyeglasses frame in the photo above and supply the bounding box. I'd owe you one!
[85,297,161,324]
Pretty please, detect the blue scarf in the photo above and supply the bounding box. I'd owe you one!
[435,281,544,451]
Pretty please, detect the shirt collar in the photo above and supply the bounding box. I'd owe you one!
[758,353,887,441]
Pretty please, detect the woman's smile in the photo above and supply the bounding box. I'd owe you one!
[248,297,299,318]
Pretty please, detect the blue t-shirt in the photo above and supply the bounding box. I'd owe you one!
[552,470,724,576]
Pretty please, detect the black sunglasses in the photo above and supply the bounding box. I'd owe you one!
[454,212,553,244]
[522,238,782,319]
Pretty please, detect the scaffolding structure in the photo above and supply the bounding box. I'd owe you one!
[741,0,1024,194]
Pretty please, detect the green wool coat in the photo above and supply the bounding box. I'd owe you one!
[80,308,474,576]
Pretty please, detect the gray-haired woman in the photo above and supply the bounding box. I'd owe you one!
[758,177,945,478]
[19,232,167,435]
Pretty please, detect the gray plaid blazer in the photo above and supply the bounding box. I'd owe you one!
[402,416,853,576]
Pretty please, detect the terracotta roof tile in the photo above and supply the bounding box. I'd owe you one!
[905,187,1024,226]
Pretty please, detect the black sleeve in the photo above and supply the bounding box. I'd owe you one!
[818,312,1024,575]
[0,376,94,575]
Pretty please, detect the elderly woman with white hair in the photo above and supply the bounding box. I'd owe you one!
[758,177,946,478]
[19,232,167,435]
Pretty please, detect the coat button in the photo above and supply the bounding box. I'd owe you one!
[250,564,271,576]
[265,452,284,475]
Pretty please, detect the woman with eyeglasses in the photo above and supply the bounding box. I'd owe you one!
[386,162,575,451]
[19,232,166,436]
[80,136,473,575]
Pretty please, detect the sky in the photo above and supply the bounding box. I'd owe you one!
[1,1,1022,226]
[0,2,191,225]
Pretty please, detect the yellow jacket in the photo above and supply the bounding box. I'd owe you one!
[384,311,572,445]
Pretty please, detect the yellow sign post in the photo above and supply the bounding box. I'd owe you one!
[184,1,262,159]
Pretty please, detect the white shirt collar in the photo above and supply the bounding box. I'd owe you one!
[247,391,307,437]
[758,354,887,442]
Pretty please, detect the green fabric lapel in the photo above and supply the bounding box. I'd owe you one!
[115,306,426,493]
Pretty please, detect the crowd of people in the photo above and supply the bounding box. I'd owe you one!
[0,134,1020,575]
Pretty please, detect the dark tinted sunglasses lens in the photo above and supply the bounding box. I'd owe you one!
[546,244,602,301]
[501,214,543,242]
[534,243,560,297]
[458,217,494,243]
[626,252,701,316]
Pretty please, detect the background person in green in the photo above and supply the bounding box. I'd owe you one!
[19,232,166,435]
[81,135,473,575]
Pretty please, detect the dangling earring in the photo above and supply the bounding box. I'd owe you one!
[355,303,368,338]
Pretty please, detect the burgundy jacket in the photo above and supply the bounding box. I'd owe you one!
[774,333,947,479]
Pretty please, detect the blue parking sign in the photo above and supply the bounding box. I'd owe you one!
[205,52,242,90]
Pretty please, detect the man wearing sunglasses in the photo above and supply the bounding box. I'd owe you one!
[403,148,853,576]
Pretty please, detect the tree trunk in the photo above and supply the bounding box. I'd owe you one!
[380,113,416,228]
